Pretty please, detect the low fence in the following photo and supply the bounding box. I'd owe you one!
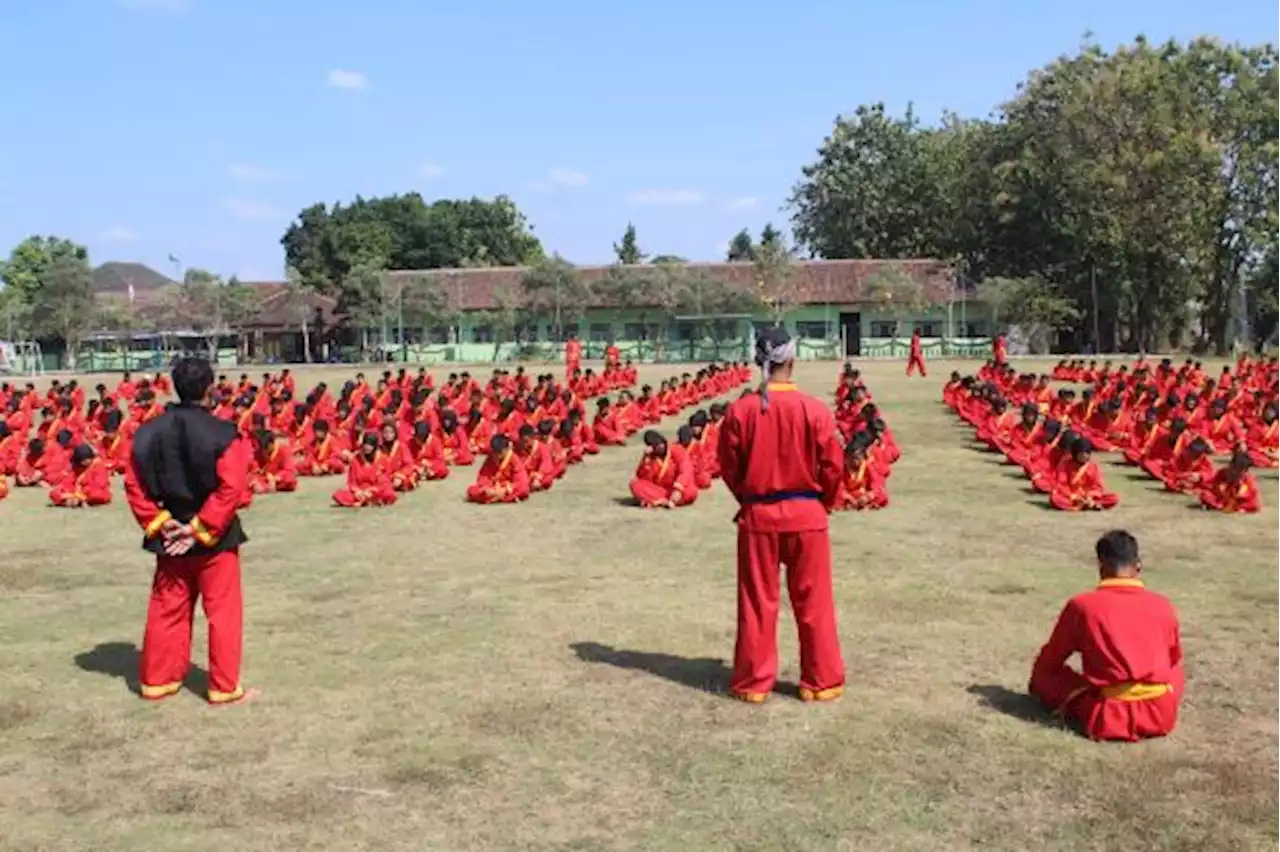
[51,336,994,373]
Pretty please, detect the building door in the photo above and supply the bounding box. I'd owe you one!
[839,312,861,357]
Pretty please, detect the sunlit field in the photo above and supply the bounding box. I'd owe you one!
[1,359,1276,852]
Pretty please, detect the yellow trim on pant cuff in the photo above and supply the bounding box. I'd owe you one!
[798,685,844,702]
[207,685,244,703]
[140,681,181,699]
[144,510,173,538]
[190,516,219,547]
[731,691,768,704]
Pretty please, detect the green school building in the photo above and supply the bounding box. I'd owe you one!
[376,259,994,365]
[51,258,995,373]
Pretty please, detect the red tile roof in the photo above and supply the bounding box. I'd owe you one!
[385,259,957,311]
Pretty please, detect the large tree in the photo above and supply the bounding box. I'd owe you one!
[31,252,96,369]
[280,193,544,318]
[0,236,89,306]
[788,36,1279,354]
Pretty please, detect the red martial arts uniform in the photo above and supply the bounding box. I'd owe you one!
[906,331,927,377]
[466,448,531,503]
[629,444,698,507]
[125,403,252,704]
[1197,468,1262,513]
[49,458,113,506]
[332,453,397,507]
[1030,578,1183,742]
[718,382,845,702]
[833,458,888,510]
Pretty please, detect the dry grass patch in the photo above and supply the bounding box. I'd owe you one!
[0,360,1275,851]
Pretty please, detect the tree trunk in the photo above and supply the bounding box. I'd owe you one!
[302,321,312,363]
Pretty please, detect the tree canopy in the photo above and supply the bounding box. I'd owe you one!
[281,193,544,297]
[789,35,1279,353]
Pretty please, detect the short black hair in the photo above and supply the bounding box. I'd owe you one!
[1096,530,1139,573]
[173,357,215,403]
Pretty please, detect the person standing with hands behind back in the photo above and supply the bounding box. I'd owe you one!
[718,327,846,704]
[124,357,258,706]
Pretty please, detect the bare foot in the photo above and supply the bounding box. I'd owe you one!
[210,686,261,707]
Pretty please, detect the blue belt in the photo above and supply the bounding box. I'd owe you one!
[740,490,822,505]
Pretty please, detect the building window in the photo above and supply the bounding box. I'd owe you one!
[675,322,696,341]
[514,323,539,343]
[425,326,450,344]
[914,321,941,337]
[794,321,829,339]
[623,322,647,340]
[472,325,493,343]
[964,322,987,338]
[589,323,612,342]
[549,322,580,342]
[870,321,897,338]
[753,321,779,339]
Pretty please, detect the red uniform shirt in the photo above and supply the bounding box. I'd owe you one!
[717,382,843,532]
[1031,579,1183,741]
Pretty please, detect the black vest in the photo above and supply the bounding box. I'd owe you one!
[131,403,248,555]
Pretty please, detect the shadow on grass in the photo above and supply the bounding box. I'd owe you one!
[570,641,799,698]
[611,496,640,507]
[74,641,208,697]
[1025,497,1055,511]
[966,684,1059,727]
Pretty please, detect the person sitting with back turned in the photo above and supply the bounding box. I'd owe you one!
[1029,530,1183,742]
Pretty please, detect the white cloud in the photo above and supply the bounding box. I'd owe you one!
[548,167,589,187]
[723,196,760,212]
[626,188,705,206]
[227,163,281,183]
[327,69,368,90]
[222,198,279,221]
[101,225,139,243]
[120,0,190,12]
[530,167,591,192]
[417,162,446,180]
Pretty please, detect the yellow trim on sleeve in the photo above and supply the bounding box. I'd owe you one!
[144,510,173,538]
[766,382,798,392]
[190,516,219,548]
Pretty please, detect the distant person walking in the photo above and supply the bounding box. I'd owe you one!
[993,332,1008,366]
[906,329,928,377]
[717,327,846,703]
[123,357,258,706]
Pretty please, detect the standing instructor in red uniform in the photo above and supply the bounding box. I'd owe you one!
[124,357,258,706]
[718,328,846,703]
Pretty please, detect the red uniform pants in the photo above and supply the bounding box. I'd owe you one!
[732,528,844,696]
[140,549,244,703]
[1031,664,1184,742]
[906,354,927,377]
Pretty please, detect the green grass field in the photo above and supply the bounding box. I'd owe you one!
[1,360,1276,852]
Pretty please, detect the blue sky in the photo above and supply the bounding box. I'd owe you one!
[1,0,1275,282]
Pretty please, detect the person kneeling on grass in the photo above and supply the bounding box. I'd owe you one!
[1029,529,1183,742]
[629,429,697,508]
[332,432,397,508]
[49,444,113,507]
[1048,437,1119,511]
[833,435,888,511]
[1197,450,1262,514]
[466,434,531,504]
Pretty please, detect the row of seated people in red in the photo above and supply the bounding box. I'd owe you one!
[948,380,1119,511]
[948,379,1264,513]
[0,438,113,508]
[832,366,899,510]
[944,355,1277,472]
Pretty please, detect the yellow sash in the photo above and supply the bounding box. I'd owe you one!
[1100,682,1171,701]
